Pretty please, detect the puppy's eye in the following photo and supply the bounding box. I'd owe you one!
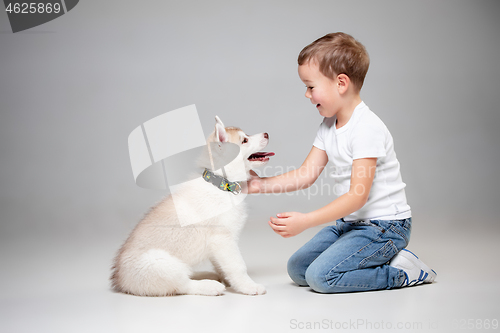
[242,138,248,144]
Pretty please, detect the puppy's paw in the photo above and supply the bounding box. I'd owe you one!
[237,283,267,296]
[188,279,226,296]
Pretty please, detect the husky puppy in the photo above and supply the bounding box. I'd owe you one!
[111,116,274,296]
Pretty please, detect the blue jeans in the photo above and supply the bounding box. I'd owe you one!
[287,218,411,293]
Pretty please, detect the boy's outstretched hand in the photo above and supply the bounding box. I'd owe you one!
[246,170,262,194]
[269,212,310,238]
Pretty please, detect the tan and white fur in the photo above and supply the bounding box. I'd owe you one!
[111,116,272,296]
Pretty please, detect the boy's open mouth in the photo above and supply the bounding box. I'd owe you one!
[248,152,275,162]
[316,104,321,108]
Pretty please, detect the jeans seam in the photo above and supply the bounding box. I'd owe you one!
[326,233,384,285]
[390,225,409,245]
[298,226,339,285]
[359,239,397,269]
[368,221,386,233]
[402,218,412,231]
[323,283,379,289]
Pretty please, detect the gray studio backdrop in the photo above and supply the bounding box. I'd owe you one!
[1,1,499,254]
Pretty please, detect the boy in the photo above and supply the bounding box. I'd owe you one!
[248,32,436,293]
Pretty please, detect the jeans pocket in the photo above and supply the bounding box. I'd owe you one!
[358,240,398,269]
[402,218,412,232]
[369,221,386,233]
[389,224,410,247]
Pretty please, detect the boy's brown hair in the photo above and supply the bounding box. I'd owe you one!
[298,32,370,91]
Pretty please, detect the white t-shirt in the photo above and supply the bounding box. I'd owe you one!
[313,101,411,222]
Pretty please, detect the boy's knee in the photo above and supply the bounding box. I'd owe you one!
[287,252,300,271]
[287,253,308,286]
[305,264,343,294]
[305,263,328,293]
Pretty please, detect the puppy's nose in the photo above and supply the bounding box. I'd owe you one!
[264,133,269,139]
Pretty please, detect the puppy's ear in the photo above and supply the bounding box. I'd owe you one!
[214,115,227,142]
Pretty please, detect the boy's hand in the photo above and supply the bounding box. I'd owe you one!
[247,170,262,194]
[268,212,310,238]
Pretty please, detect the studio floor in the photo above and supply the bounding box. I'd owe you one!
[1,216,499,333]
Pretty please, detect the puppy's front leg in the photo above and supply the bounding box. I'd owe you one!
[209,235,266,295]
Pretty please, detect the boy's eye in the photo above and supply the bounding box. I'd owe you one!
[307,86,314,90]
[242,138,248,144]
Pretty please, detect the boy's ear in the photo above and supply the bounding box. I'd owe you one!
[337,74,350,94]
[214,115,228,143]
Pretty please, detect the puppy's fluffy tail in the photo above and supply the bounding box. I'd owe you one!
[111,248,191,296]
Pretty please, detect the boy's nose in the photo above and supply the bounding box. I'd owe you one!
[305,90,311,99]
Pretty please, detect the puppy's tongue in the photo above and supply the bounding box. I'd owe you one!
[248,152,275,161]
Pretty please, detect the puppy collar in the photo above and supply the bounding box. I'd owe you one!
[202,169,242,195]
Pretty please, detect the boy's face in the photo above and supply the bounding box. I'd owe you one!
[298,61,340,118]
